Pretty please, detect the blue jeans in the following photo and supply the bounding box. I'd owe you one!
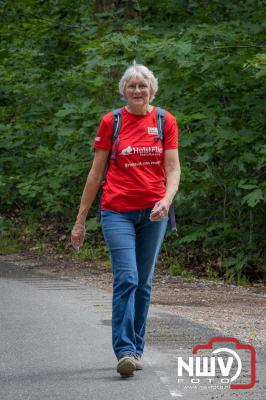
[101,207,168,360]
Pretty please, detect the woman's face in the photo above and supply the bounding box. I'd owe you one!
[124,76,152,110]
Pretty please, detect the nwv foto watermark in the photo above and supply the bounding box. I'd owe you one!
[177,337,256,390]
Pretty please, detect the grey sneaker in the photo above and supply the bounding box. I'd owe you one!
[134,354,143,370]
[117,354,136,377]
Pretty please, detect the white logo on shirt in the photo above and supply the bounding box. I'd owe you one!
[95,136,101,142]
[120,146,162,156]
[147,127,158,135]
[120,146,133,155]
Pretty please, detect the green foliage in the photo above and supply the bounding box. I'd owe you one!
[168,261,193,279]
[73,242,109,264]
[222,255,250,286]
[0,236,22,253]
[85,217,100,232]
[0,216,21,252]
[1,0,265,282]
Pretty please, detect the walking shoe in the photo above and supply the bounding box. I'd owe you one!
[134,354,143,370]
[117,354,136,377]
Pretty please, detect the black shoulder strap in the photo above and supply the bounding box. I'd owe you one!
[96,108,122,221]
[156,107,166,143]
[112,108,122,142]
[156,107,177,234]
[111,108,122,165]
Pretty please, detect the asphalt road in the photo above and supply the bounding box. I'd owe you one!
[0,260,265,400]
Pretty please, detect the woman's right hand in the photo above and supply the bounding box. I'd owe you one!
[71,222,86,250]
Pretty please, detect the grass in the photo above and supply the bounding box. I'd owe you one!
[72,242,110,267]
[0,215,111,269]
[168,261,194,279]
[0,236,22,253]
[0,215,22,253]
[0,214,264,285]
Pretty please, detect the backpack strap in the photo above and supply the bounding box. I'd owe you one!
[110,108,122,166]
[169,203,177,233]
[156,107,165,143]
[96,109,122,222]
[156,107,177,233]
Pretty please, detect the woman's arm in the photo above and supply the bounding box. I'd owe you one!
[164,148,181,205]
[71,149,109,249]
[150,149,181,221]
[75,149,109,225]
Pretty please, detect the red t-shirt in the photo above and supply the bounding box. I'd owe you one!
[93,106,178,211]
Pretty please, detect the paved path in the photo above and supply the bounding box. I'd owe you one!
[0,260,265,399]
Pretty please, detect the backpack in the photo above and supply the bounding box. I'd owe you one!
[97,107,177,232]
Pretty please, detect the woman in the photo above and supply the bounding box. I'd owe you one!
[71,63,181,378]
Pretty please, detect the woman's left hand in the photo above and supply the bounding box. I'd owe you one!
[150,197,171,221]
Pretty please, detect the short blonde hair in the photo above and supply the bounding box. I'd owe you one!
[119,62,158,102]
